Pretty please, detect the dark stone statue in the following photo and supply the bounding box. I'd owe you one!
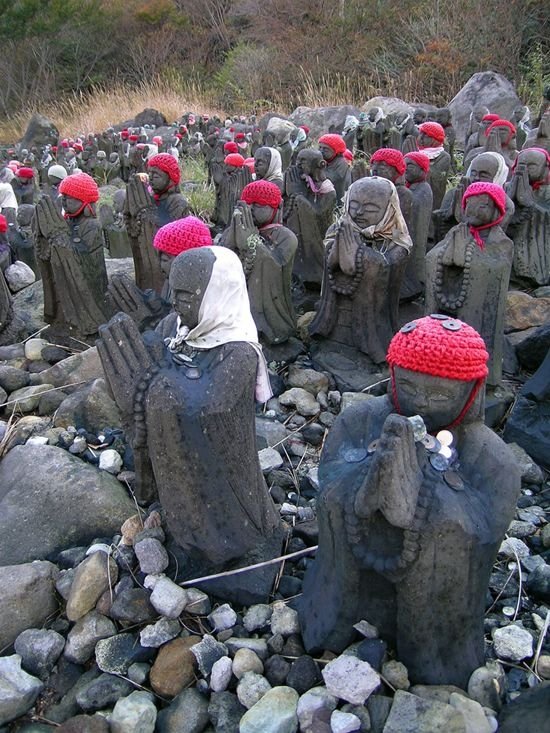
[402,152,433,298]
[283,149,336,288]
[318,135,352,204]
[299,315,520,687]
[33,173,111,338]
[417,122,451,211]
[505,147,550,286]
[212,156,252,233]
[356,109,387,155]
[253,147,284,192]
[99,190,132,259]
[524,110,550,154]
[11,167,35,205]
[11,204,38,278]
[97,246,283,603]
[426,183,514,386]
[369,148,413,237]
[309,177,412,390]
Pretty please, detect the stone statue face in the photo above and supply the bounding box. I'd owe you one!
[367,108,380,122]
[405,159,424,184]
[62,195,84,215]
[254,148,271,178]
[148,167,171,194]
[473,106,489,122]
[347,181,387,228]
[169,248,216,330]
[413,109,427,125]
[393,366,475,431]
[517,150,548,183]
[370,161,398,182]
[464,193,498,227]
[297,149,325,179]
[469,154,499,183]
[436,108,450,125]
[16,204,34,226]
[318,144,335,162]
[418,132,437,148]
[250,203,274,227]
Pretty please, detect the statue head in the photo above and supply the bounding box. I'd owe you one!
[240,180,282,227]
[109,152,120,164]
[48,164,68,186]
[436,108,452,126]
[418,122,445,149]
[461,182,505,227]
[253,147,272,179]
[484,120,516,148]
[367,107,381,122]
[154,216,212,278]
[16,204,35,227]
[169,247,217,330]
[96,150,107,161]
[472,105,489,123]
[318,134,346,163]
[58,172,99,218]
[147,153,180,195]
[413,108,427,125]
[514,147,550,185]
[224,153,245,173]
[467,152,508,186]
[387,315,489,430]
[16,167,34,185]
[404,152,430,184]
[112,188,126,214]
[296,149,327,180]
[370,148,405,182]
[345,177,393,229]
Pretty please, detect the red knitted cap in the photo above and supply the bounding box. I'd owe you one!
[371,148,406,176]
[418,122,445,144]
[0,215,7,233]
[318,134,346,155]
[344,149,354,162]
[225,153,245,168]
[387,315,489,381]
[405,151,431,172]
[244,157,256,173]
[485,119,516,144]
[224,141,238,154]
[153,216,212,256]
[128,134,139,142]
[121,130,129,139]
[58,172,99,204]
[148,153,181,185]
[235,132,246,141]
[462,181,506,215]
[241,180,282,208]
[482,114,500,123]
[152,136,162,145]
[17,167,34,179]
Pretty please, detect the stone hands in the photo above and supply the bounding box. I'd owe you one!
[35,195,67,242]
[232,202,258,253]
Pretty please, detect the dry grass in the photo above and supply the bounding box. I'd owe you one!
[0,76,225,144]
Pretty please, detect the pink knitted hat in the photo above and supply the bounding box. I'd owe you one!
[153,216,212,256]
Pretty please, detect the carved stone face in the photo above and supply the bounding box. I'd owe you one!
[405,159,425,184]
[169,248,216,330]
[368,107,380,122]
[418,132,438,148]
[436,108,451,126]
[297,149,326,180]
[62,195,83,215]
[347,179,389,228]
[518,150,548,183]
[464,193,498,227]
[393,366,476,431]
[254,148,271,179]
[413,108,427,125]
[318,144,335,162]
[159,251,174,278]
[148,167,171,194]
[473,106,489,122]
[469,154,499,183]
[250,203,274,227]
[370,160,398,182]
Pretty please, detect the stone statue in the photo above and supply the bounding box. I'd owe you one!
[464,119,518,171]
[0,182,18,227]
[45,165,67,213]
[290,125,310,165]
[356,109,387,155]
[219,180,297,346]
[417,122,451,211]
[253,147,284,192]
[33,172,111,338]
[283,149,336,288]
[464,113,499,156]
[124,154,188,293]
[309,177,412,390]
[524,110,550,153]
[99,190,132,259]
[0,215,11,271]
[426,183,513,385]
[264,118,295,172]
[10,204,38,278]
[318,134,352,204]
[299,315,520,687]
[402,152,433,298]
[0,264,24,345]
[464,105,489,147]
[11,167,35,205]
[369,148,413,236]
[505,147,550,286]
[97,246,283,602]
[212,154,252,233]
[436,107,456,168]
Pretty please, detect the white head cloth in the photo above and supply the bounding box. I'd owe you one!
[0,182,18,211]
[264,147,283,182]
[466,152,509,187]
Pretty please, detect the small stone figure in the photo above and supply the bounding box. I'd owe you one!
[505,147,550,286]
[212,154,252,233]
[219,180,297,346]
[283,149,336,288]
[33,172,111,338]
[10,204,38,278]
[318,134,352,203]
[124,153,188,293]
[464,119,518,171]
[0,215,11,271]
[464,105,489,148]
[436,107,456,168]
[97,246,283,601]
[464,112,499,156]
[299,316,520,687]
[426,183,513,385]
[402,152,433,298]
[524,109,550,153]
[253,147,284,192]
[356,108,387,155]
[46,164,68,213]
[370,148,413,234]
[11,167,35,205]
[99,190,132,259]
[417,122,451,211]
[309,177,411,389]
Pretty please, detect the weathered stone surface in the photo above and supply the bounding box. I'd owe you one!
[0,655,43,726]
[449,693,492,733]
[362,96,415,117]
[322,656,380,705]
[382,690,466,732]
[109,690,157,733]
[57,714,109,733]
[239,686,299,733]
[149,637,200,697]
[64,611,117,664]
[14,628,65,680]
[54,378,122,434]
[156,687,210,733]
[279,388,320,417]
[34,347,105,388]
[66,552,118,622]
[505,292,550,333]
[297,686,338,733]
[287,366,329,396]
[498,683,550,733]
[0,561,58,650]
[75,673,132,712]
[0,445,134,565]
[448,72,521,144]
[0,365,30,392]
[8,383,54,412]
[258,447,284,472]
[95,633,154,675]
[5,261,35,292]
[288,106,362,139]
[19,113,59,148]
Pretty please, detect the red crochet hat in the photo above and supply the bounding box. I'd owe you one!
[418,122,445,145]
[0,215,7,233]
[225,153,245,168]
[235,132,246,142]
[387,315,488,381]
[128,134,139,143]
[462,181,507,247]
[224,141,238,154]
[485,119,516,145]
[482,114,500,123]
[405,151,430,173]
[318,134,347,157]
[371,148,406,177]
[17,167,34,179]
[121,130,129,139]
[153,216,212,256]
[148,153,181,185]
[344,149,354,162]
[59,172,99,204]
[241,180,282,209]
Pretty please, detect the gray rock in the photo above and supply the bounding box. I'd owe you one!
[382,690,466,732]
[75,673,133,712]
[255,417,290,452]
[288,105,362,140]
[19,113,59,149]
[341,392,375,412]
[240,685,299,733]
[208,603,237,632]
[362,96,414,117]
[127,662,150,685]
[156,687,210,733]
[243,604,273,632]
[259,447,284,472]
[381,660,410,690]
[498,537,530,559]
[34,347,105,388]
[492,624,534,662]
[366,695,392,733]
[66,552,118,622]
[330,709,361,732]
[270,601,300,636]
[448,71,521,144]
[109,690,157,733]
[95,633,154,675]
[232,648,264,679]
[147,575,189,618]
[506,443,544,484]
[225,636,269,660]
[279,388,320,417]
[236,671,272,709]
[98,449,123,475]
[0,365,30,392]
[182,586,211,615]
[44,665,101,724]
[0,655,43,726]
[210,656,233,693]
[0,445,134,565]
[8,383,54,412]
[448,693,492,733]
[287,366,329,396]
[322,656,380,705]
[14,628,65,680]
[134,538,169,574]
[55,568,76,600]
[5,261,35,292]
[467,661,506,711]
[109,588,156,625]
[297,686,338,733]
[0,561,59,650]
[286,656,321,695]
[507,520,537,538]
[64,611,117,664]
[54,378,121,434]
[340,704,371,732]
[25,338,49,361]
[55,713,109,732]
[139,617,181,648]
[191,634,228,676]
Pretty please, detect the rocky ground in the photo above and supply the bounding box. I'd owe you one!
[0,263,549,732]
